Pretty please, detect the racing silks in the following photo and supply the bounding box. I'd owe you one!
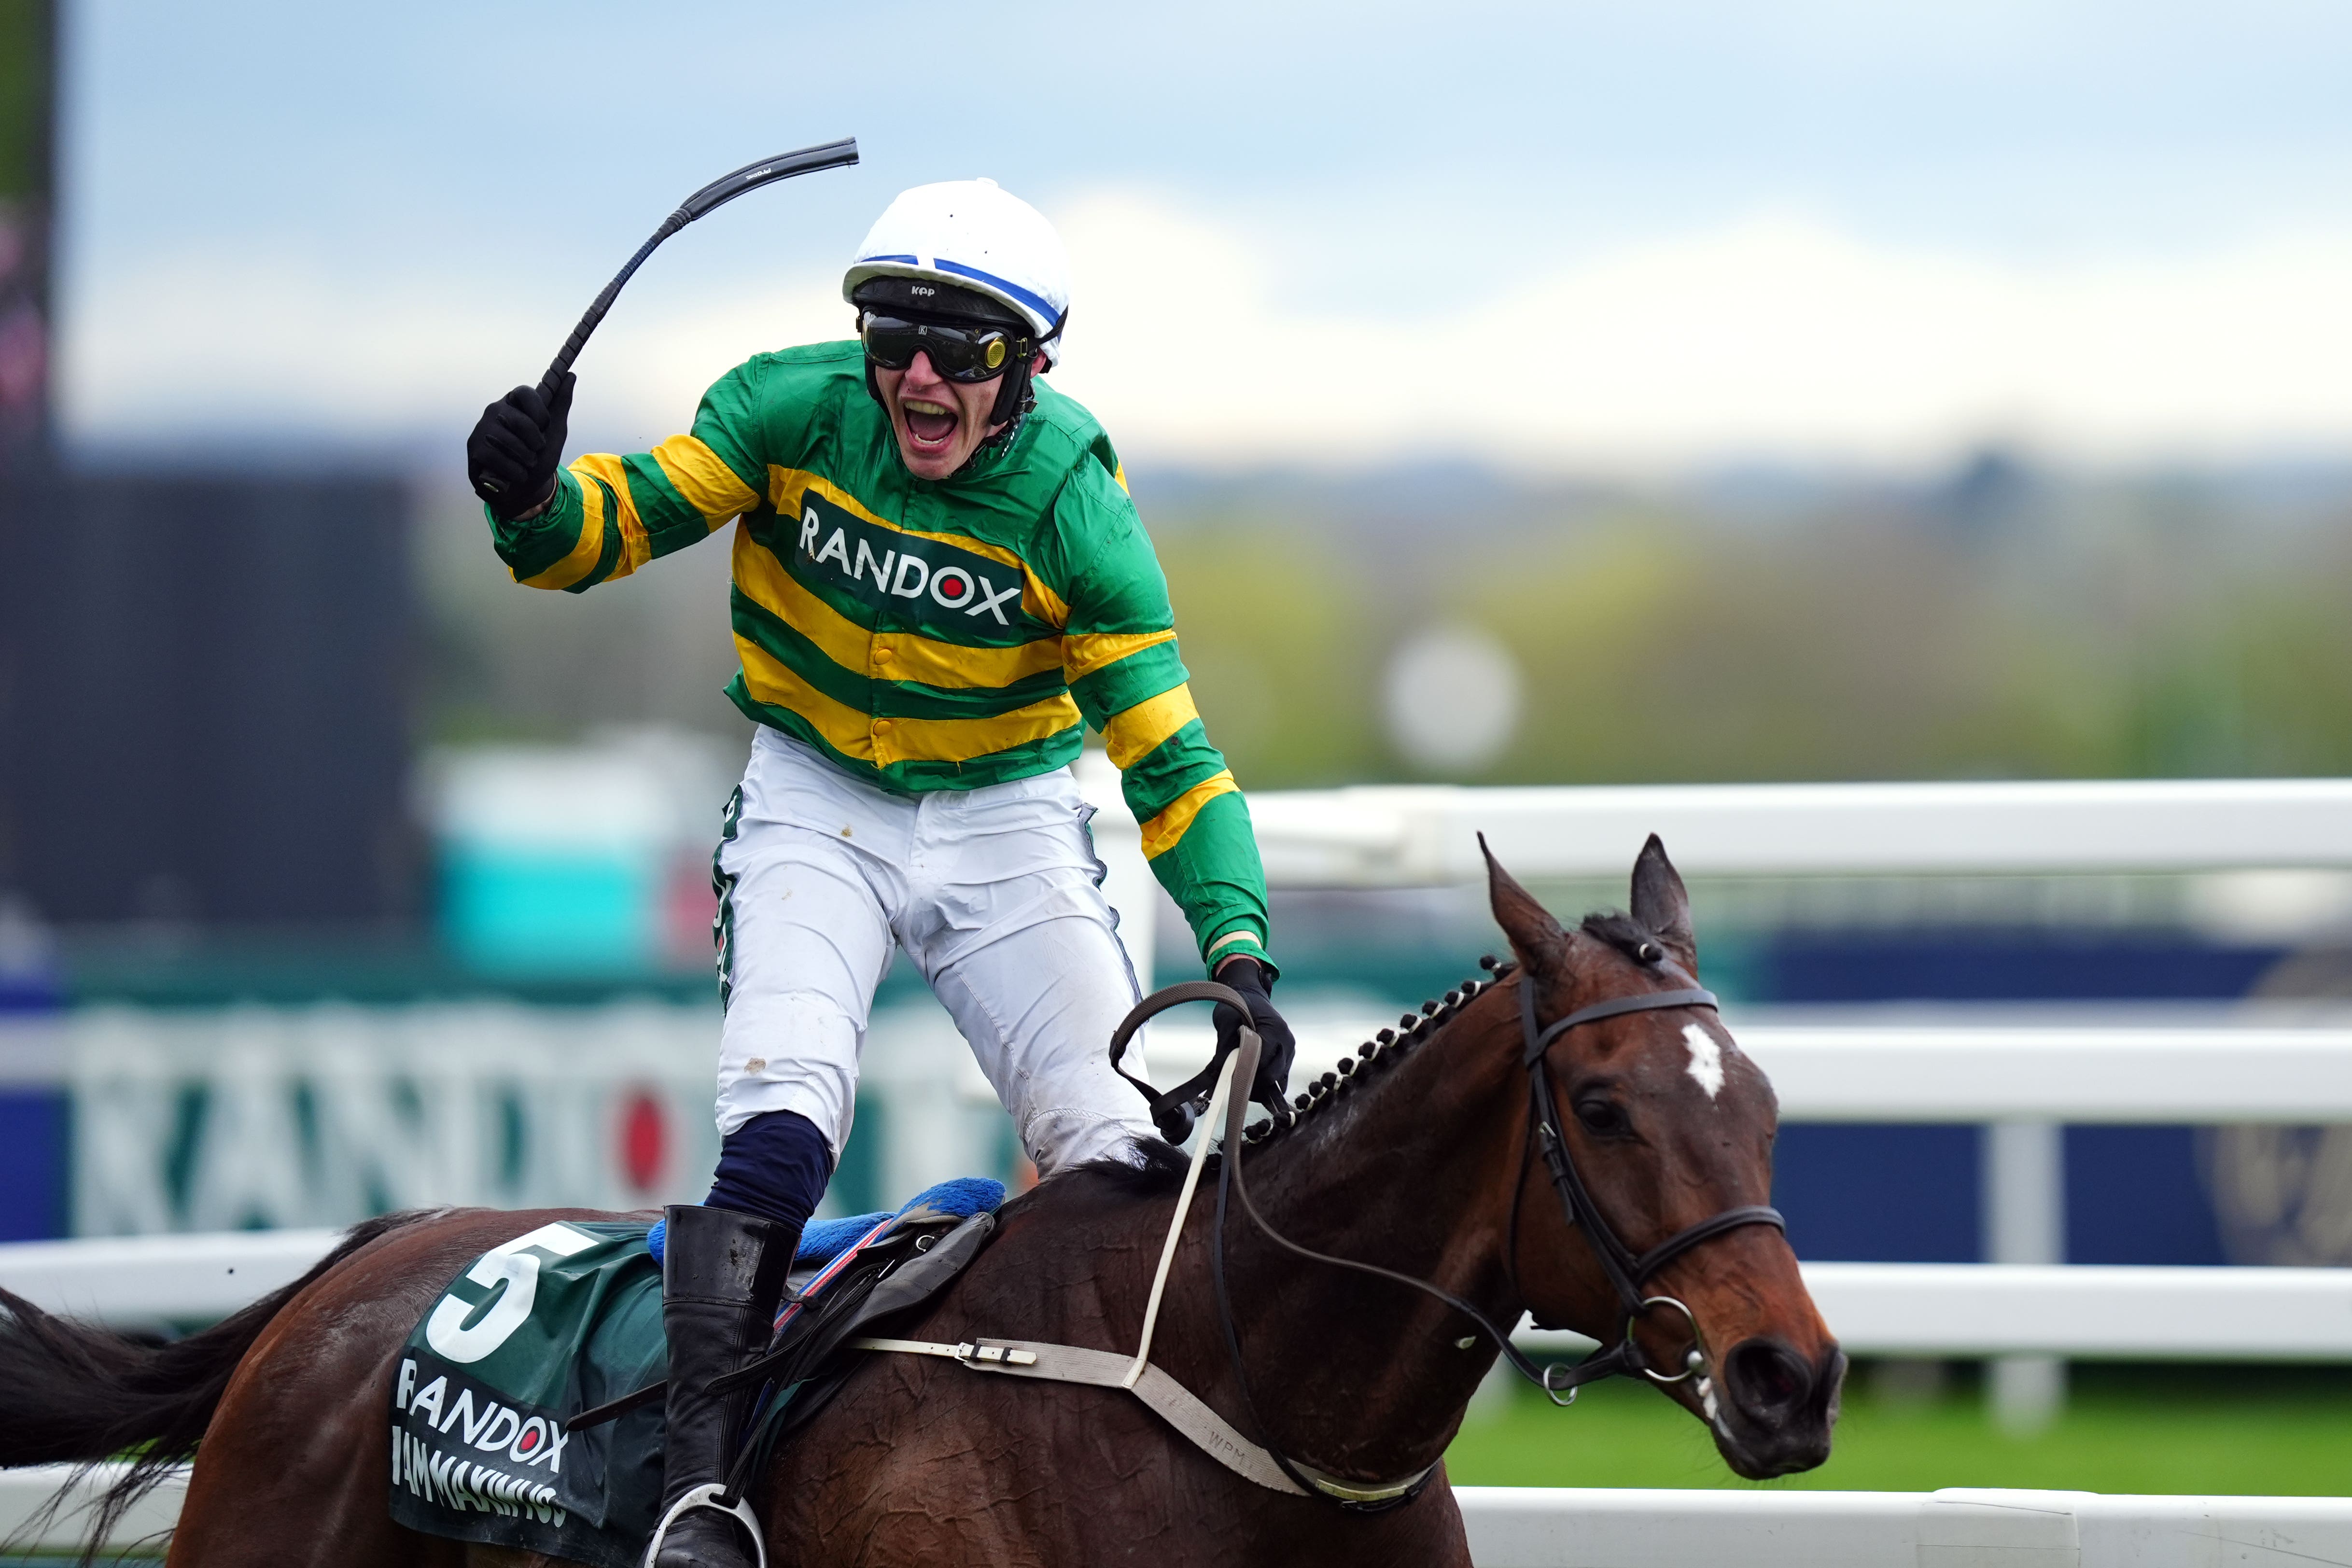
[485,342,1270,969]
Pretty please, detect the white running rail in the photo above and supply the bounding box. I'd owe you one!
[1522,1261,2352,1361]
[0,1465,187,1557]
[8,1467,2351,1565]
[1246,777,2352,886]
[0,1229,344,1325]
[1455,1485,2352,1568]
[8,1233,2352,1362]
[1157,1015,2352,1123]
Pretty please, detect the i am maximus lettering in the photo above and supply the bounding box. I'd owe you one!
[396,1358,570,1473]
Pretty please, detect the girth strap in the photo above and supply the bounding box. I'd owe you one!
[845,1336,1436,1505]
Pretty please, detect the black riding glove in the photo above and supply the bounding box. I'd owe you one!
[466,373,575,521]
[1214,956,1295,1115]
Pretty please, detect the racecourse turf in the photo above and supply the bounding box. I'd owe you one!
[1443,1361,2352,1494]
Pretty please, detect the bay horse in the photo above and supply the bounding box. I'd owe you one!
[0,839,1840,1566]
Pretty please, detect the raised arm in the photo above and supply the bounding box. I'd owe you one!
[469,360,772,593]
[1056,465,1272,975]
[1056,462,1295,1108]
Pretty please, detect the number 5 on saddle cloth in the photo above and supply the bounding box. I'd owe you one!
[387,1180,1003,1568]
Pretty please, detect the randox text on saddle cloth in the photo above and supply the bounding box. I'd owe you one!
[389,1221,668,1568]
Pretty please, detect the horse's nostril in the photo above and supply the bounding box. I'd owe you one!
[1724,1338,1813,1417]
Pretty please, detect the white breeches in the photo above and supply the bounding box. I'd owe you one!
[713,727,1157,1175]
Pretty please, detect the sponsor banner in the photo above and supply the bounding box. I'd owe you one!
[57,999,1011,1240]
[66,1002,722,1236]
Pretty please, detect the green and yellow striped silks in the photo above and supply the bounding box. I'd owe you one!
[483,341,1271,968]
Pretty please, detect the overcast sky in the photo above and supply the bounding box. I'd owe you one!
[53,0,2352,473]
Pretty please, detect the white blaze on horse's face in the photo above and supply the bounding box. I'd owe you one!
[1682,1023,1726,1100]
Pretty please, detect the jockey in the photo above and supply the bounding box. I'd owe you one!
[464,178,1295,1568]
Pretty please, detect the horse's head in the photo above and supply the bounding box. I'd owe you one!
[1487,835,1843,1478]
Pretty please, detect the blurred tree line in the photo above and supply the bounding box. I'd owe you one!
[1148,461,2352,787]
[419,458,2352,788]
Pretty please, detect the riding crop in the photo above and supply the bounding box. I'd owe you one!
[474,138,859,496]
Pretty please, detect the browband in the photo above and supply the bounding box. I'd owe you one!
[1526,986,1719,1064]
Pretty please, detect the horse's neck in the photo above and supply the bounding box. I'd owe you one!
[927,985,1532,1484]
[1194,986,1529,1478]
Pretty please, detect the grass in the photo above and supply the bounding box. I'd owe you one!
[1444,1362,2352,1496]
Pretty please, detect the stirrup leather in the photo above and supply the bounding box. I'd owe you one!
[640,1483,767,1568]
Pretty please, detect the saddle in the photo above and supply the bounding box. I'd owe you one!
[387,1181,1002,1568]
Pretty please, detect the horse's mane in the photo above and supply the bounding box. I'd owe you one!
[1062,1137,1194,1192]
[1577,910,1672,967]
[1054,957,1516,1198]
[1067,910,1682,1196]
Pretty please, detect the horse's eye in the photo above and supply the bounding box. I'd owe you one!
[1575,1099,1629,1137]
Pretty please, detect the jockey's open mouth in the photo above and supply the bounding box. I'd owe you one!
[870,347,1005,479]
[901,393,962,449]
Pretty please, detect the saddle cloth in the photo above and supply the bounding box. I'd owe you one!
[388,1181,1002,1568]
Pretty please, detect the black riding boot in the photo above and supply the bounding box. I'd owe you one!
[650,1204,798,1568]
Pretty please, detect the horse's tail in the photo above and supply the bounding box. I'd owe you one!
[0,1209,440,1557]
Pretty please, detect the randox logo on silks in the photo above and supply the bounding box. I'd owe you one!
[793,490,1030,633]
[388,1220,671,1568]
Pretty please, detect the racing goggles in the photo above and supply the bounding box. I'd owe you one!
[859,313,1024,383]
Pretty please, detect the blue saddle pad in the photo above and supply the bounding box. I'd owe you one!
[644,1176,1007,1269]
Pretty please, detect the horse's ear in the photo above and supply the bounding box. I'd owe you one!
[1629,833,1698,977]
[1482,833,1566,974]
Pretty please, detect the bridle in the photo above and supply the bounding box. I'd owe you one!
[1505,964,1785,1402]
[1111,963,1784,1512]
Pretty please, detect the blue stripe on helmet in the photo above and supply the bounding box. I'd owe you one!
[857,253,921,265]
[930,258,1059,325]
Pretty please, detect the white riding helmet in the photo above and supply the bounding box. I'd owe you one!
[842,179,1071,366]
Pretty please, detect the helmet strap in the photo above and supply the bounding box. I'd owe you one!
[985,358,1032,428]
[967,382,1037,470]
[984,307,1065,426]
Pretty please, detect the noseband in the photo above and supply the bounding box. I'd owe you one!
[1509,968,1786,1403]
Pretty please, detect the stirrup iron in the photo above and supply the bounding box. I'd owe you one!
[641,1483,767,1568]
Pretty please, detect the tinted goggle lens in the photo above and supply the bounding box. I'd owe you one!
[860,315,1017,382]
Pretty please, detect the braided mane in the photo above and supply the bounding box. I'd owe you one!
[1078,957,1520,1192]
[1229,954,1519,1149]
[1092,916,1671,1186]
[1233,905,1666,1148]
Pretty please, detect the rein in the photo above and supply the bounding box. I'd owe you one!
[1108,966,1785,1512]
